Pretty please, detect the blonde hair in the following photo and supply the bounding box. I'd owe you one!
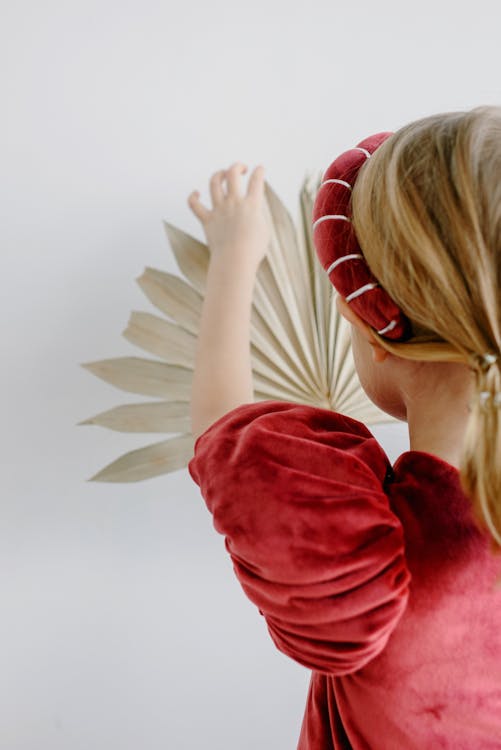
[351,105,501,557]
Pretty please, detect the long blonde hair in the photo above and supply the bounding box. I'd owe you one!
[351,106,501,555]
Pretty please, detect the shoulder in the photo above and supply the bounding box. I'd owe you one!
[189,399,392,490]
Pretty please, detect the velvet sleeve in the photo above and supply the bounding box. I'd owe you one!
[188,400,411,676]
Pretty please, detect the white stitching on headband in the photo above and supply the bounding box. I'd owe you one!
[312,215,351,231]
[327,254,364,274]
[315,144,397,334]
[345,282,379,302]
[377,319,398,335]
[353,147,371,159]
[320,178,352,191]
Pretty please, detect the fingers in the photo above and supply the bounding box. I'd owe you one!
[187,190,211,223]
[210,170,226,205]
[225,163,265,200]
[246,165,265,200]
[225,162,247,197]
[188,163,266,222]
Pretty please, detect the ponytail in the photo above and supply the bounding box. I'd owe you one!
[461,355,501,558]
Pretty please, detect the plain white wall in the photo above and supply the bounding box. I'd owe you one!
[2,0,500,747]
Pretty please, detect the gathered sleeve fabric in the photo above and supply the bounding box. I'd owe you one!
[188,400,411,676]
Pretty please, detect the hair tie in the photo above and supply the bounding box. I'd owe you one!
[478,392,501,408]
[470,351,500,373]
[312,132,413,341]
[475,353,501,409]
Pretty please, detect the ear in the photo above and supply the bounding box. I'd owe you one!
[335,293,389,363]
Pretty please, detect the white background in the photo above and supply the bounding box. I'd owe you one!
[2,0,500,747]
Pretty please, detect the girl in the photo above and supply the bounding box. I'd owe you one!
[186,106,501,749]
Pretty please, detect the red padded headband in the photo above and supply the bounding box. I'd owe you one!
[312,132,413,341]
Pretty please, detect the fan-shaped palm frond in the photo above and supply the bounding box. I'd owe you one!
[78,173,397,482]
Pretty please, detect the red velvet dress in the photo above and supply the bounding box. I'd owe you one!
[188,400,501,749]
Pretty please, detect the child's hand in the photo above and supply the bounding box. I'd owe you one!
[187,162,271,267]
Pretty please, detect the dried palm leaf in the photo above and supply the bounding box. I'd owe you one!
[78,173,397,482]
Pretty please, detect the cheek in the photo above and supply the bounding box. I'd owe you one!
[350,328,406,420]
[350,328,372,377]
[350,329,383,402]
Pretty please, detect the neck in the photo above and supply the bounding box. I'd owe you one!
[404,364,475,470]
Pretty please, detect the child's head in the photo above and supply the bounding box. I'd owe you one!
[335,292,475,425]
[337,106,501,551]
